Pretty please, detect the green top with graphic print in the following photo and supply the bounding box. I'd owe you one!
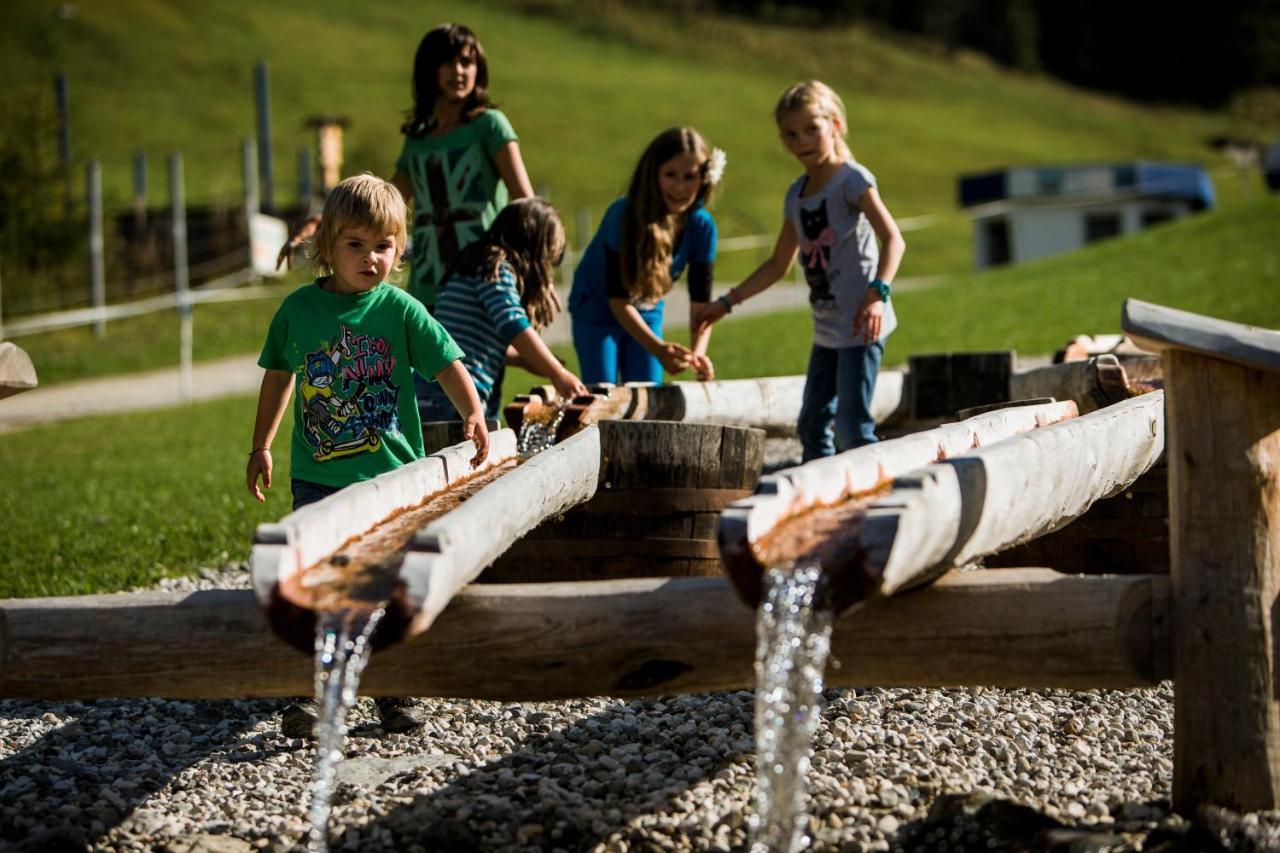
[395,109,519,309]
[258,279,464,488]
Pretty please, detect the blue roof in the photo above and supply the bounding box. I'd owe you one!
[958,163,1215,209]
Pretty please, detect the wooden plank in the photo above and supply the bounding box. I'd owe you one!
[249,430,518,606]
[0,343,38,399]
[1009,355,1135,414]
[1123,298,1280,375]
[397,426,602,639]
[1166,349,1280,813]
[0,569,1169,700]
[867,392,1165,600]
[719,399,1079,607]
[573,488,752,514]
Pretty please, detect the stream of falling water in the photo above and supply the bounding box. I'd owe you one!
[517,400,569,457]
[307,607,385,853]
[749,559,835,853]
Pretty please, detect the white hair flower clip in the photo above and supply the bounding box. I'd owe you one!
[706,148,727,185]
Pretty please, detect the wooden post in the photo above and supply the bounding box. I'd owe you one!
[0,570,1169,700]
[169,152,192,401]
[1123,298,1280,814]
[56,72,71,218]
[241,138,259,216]
[86,159,105,337]
[254,61,274,212]
[297,146,313,206]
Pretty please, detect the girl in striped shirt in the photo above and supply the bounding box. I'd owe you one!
[417,197,588,422]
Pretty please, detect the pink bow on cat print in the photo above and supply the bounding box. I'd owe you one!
[800,229,837,269]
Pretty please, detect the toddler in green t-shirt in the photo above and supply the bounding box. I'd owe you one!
[246,174,489,734]
[247,173,488,510]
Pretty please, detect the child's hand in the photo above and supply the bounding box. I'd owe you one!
[693,300,729,338]
[246,448,272,502]
[853,290,885,344]
[463,414,490,468]
[692,353,716,382]
[552,369,589,401]
[275,216,321,271]
[657,342,694,375]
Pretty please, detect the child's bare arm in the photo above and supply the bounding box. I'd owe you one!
[852,187,905,344]
[493,142,534,200]
[434,360,490,467]
[509,328,588,400]
[694,220,798,337]
[607,299,694,376]
[858,187,905,283]
[246,369,293,502]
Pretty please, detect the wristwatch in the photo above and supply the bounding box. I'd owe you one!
[870,278,891,302]
[717,293,735,314]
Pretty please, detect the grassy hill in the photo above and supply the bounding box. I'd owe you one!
[1,0,1244,287]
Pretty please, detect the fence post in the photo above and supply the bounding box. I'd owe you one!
[56,72,72,218]
[87,159,106,337]
[297,146,313,207]
[132,149,147,225]
[254,61,274,213]
[170,152,192,402]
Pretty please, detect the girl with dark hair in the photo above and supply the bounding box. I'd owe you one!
[418,197,588,421]
[277,23,535,416]
[568,127,725,385]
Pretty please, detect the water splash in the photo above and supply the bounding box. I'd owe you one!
[307,607,385,853]
[517,401,569,457]
[749,560,834,853]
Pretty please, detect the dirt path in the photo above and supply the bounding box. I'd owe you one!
[0,280,936,433]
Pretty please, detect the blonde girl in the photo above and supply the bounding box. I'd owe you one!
[568,127,724,385]
[696,81,906,460]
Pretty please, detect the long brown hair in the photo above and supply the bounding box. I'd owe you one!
[401,24,492,137]
[619,127,717,306]
[443,198,565,329]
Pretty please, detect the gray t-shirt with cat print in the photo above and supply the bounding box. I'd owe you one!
[784,161,897,348]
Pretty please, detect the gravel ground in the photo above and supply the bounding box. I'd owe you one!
[4,439,1280,852]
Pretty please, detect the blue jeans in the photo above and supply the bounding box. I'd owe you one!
[573,312,664,385]
[797,341,884,462]
[291,478,344,511]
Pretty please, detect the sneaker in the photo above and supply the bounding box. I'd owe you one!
[281,700,320,739]
[375,697,423,733]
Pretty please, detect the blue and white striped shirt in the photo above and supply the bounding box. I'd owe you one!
[423,261,531,408]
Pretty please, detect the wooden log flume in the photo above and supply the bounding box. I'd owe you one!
[719,399,1080,610]
[251,427,601,651]
[0,569,1168,700]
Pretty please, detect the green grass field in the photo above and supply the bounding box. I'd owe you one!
[4,193,1277,599]
[1,0,1240,311]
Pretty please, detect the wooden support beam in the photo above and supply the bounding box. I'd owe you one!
[1124,298,1280,814]
[865,392,1165,602]
[1009,355,1144,414]
[250,431,519,608]
[719,400,1079,608]
[0,569,1168,700]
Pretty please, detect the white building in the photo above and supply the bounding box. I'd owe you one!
[958,163,1215,269]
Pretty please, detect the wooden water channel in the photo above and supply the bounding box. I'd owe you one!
[2,298,1278,815]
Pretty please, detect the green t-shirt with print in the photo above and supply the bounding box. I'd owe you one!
[258,280,464,488]
[395,109,518,308]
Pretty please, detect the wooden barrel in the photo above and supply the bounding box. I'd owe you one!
[423,419,501,455]
[483,420,765,582]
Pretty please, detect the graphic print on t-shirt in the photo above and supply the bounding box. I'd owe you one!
[798,200,837,309]
[405,145,492,295]
[298,324,400,462]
